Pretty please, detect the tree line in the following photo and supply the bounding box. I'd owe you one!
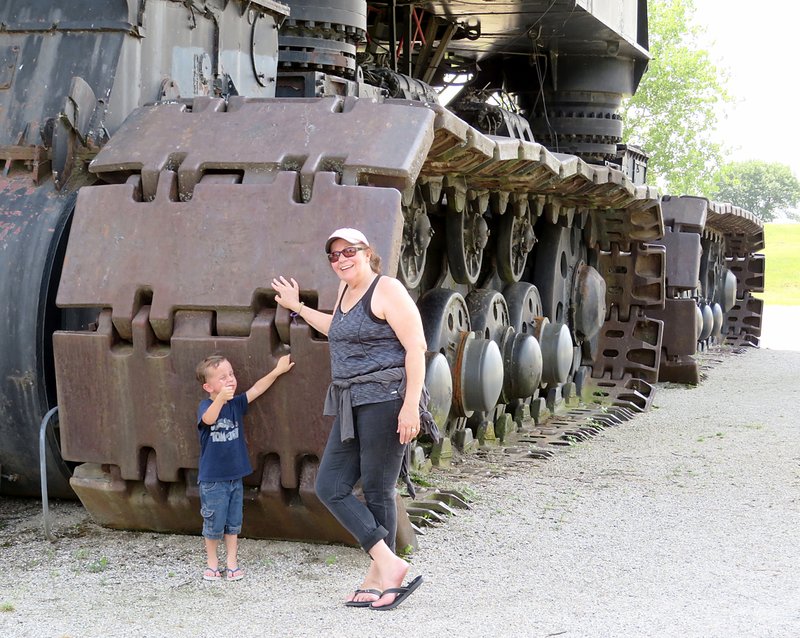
[620,0,799,222]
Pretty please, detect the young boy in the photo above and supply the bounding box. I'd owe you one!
[195,353,294,581]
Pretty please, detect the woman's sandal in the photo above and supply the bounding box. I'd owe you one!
[370,575,423,611]
[202,567,222,581]
[344,588,382,608]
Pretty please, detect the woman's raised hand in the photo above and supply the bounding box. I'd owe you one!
[271,276,301,312]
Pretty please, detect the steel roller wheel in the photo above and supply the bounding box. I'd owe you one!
[464,289,510,436]
[446,204,489,284]
[418,288,471,436]
[722,269,737,312]
[710,303,724,340]
[531,222,587,326]
[533,317,574,386]
[418,288,503,431]
[503,282,543,335]
[397,186,433,289]
[464,289,539,438]
[424,352,453,431]
[453,332,503,417]
[466,289,510,343]
[499,326,542,404]
[418,288,471,364]
[571,263,607,342]
[699,303,714,341]
[695,305,704,341]
[496,209,536,283]
[500,281,544,420]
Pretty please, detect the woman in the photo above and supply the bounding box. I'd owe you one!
[271,227,426,611]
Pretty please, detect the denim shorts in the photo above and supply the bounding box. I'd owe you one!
[199,479,244,540]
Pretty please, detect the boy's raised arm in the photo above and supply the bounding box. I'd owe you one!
[200,386,235,425]
[245,354,294,404]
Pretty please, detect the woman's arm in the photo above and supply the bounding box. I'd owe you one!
[375,277,427,445]
[271,275,334,336]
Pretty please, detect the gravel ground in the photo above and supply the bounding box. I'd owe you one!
[1,345,799,638]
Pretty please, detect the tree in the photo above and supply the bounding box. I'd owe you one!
[621,0,731,196]
[713,160,800,221]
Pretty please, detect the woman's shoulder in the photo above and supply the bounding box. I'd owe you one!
[374,274,406,295]
[371,275,413,319]
[373,275,411,306]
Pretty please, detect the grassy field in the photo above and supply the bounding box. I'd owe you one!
[757,223,800,305]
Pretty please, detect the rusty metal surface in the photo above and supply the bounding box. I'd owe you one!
[0,173,76,497]
[728,254,766,295]
[724,292,764,346]
[407,102,663,245]
[0,0,770,549]
[707,201,764,251]
[57,171,403,340]
[661,195,707,232]
[69,460,362,544]
[55,97,426,538]
[647,298,701,384]
[584,373,656,413]
[658,228,701,293]
[89,97,436,198]
[648,298,699,358]
[592,307,663,384]
[705,200,764,346]
[597,243,665,322]
[55,308,333,487]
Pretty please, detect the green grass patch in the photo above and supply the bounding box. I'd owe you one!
[87,557,109,573]
[758,223,800,305]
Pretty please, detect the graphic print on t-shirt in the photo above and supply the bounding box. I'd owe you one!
[210,417,240,443]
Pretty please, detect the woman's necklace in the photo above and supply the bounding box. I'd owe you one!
[339,274,376,321]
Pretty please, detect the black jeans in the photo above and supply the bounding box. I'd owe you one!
[315,398,405,552]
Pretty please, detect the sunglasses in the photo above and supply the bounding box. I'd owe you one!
[327,246,365,263]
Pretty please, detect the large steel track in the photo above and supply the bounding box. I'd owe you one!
[49,95,763,543]
[649,196,764,384]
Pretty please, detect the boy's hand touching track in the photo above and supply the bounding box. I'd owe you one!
[274,354,295,375]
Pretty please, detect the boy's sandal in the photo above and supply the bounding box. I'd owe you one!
[203,567,222,581]
[226,567,244,581]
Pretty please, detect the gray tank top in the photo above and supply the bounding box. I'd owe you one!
[328,275,407,406]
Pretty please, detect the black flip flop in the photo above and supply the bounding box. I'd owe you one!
[370,575,423,611]
[344,588,382,608]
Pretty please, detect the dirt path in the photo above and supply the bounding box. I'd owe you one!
[1,345,799,637]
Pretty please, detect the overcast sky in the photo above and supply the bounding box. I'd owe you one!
[691,0,800,179]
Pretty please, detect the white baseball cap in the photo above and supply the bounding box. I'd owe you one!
[325,228,370,253]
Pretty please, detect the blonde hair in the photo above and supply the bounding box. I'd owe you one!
[366,246,382,274]
[196,354,227,384]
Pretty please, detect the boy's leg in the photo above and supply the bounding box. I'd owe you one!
[223,479,244,577]
[204,538,220,571]
[199,481,226,577]
[224,534,239,570]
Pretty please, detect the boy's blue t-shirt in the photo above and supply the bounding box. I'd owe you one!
[197,393,253,482]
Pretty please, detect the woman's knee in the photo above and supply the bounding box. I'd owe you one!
[360,477,397,506]
[315,472,335,502]
[315,467,352,504]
